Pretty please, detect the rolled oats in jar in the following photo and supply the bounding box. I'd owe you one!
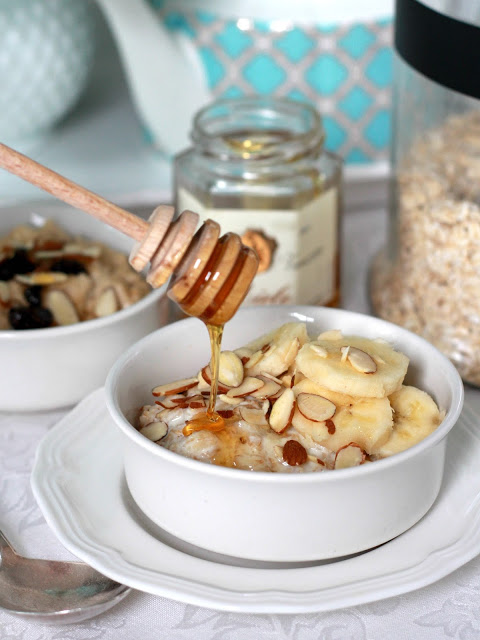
[370,0,480,385]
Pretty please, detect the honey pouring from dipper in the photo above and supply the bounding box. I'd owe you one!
[0,142,259,432]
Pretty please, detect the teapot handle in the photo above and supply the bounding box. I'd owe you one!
[96,0,211,154]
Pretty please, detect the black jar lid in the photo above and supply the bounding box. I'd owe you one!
[395,0,480,99]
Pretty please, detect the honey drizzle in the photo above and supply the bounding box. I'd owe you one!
[182,322,226,436]
[206,323,223,415]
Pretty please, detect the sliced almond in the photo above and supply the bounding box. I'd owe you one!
[269,387,285,400]
[94,287,119,317]
[111,282,131,308]
[310,344,328,358]
[226,376,264,398]
[218,394,242,406]
[217,409,235,419]
[292,371,305,385]
[16,272,68,286]
[218,351,244,388]
[63,243,101,258]
[250,376,282,399]
[317,330,342,341]
[152,377,198,397]
[201,365,230,393]
[280,374,293,388]
[326,418,336,434]
[34,244,100,260]
[45,289,79,325]
[269,388,295,433]
[261,372,283,384]
[297,393,336,422]
[291,407,328,439]
[340,345,350,362]
[234,347,253,361]
[139,421,168,442]
[189,400,205,409]
[155,394,185,409]
[196,370,210,391]
[200,365,211,386]
[10,241,34,250]
[283,439,308,466]
[346,346,377,374]
[33,239,63,251]
[243,349,263,371]
[239,406,269,427]
[186,394,206,409]
[334,443,366,469]
[185,393,205,402]
[283,338,300,367]
[33,249,65,259]
[171,396,192,404]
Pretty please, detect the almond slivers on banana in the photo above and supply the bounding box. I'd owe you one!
[296,333,409,398]
[137,323,443,472]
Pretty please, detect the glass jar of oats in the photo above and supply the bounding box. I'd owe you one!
[370,0,480,386]
[174,97,342,308]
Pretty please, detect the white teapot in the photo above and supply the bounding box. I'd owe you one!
[97,0,393,162]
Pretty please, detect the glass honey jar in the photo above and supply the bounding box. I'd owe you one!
[174,97,343,308]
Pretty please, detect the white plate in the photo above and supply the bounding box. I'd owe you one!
[31,388,480,614]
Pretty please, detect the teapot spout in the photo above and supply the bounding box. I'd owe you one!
[96,0,210,155]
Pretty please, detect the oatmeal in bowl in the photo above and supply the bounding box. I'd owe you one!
[0,219,150,330]
[105,305,463,562]
[137,322,445,473]
[0,202,166,411]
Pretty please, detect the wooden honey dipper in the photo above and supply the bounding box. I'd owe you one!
[0,143,259,325]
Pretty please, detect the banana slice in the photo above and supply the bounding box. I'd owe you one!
[329,396,394,453]
[372,385,443,457]
[292,378,393,453]
[296,333,409,398]
[293,377,357,407]
[244,322,308,378]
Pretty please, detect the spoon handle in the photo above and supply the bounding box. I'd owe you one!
[0,142,148,242]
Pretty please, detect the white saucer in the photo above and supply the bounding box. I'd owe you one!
[31,388,480,614]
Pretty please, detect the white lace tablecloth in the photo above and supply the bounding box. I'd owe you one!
[2,208,480,640]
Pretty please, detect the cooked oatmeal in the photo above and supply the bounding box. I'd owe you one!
[0,220,150,330]
[137,322,443,472]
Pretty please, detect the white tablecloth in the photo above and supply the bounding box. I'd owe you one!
[2,208,480,640]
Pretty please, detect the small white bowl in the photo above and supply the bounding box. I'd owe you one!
[105,305,464,562]
[0,202,166,411]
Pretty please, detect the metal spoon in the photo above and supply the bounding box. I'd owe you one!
[0,528,131,623]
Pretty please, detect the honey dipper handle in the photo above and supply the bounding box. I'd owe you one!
[0,142,148,242]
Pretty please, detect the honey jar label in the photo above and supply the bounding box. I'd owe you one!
[177,187,338,306]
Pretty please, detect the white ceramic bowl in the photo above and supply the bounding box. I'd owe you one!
[105,305,464,562]
[0,202,166,411]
